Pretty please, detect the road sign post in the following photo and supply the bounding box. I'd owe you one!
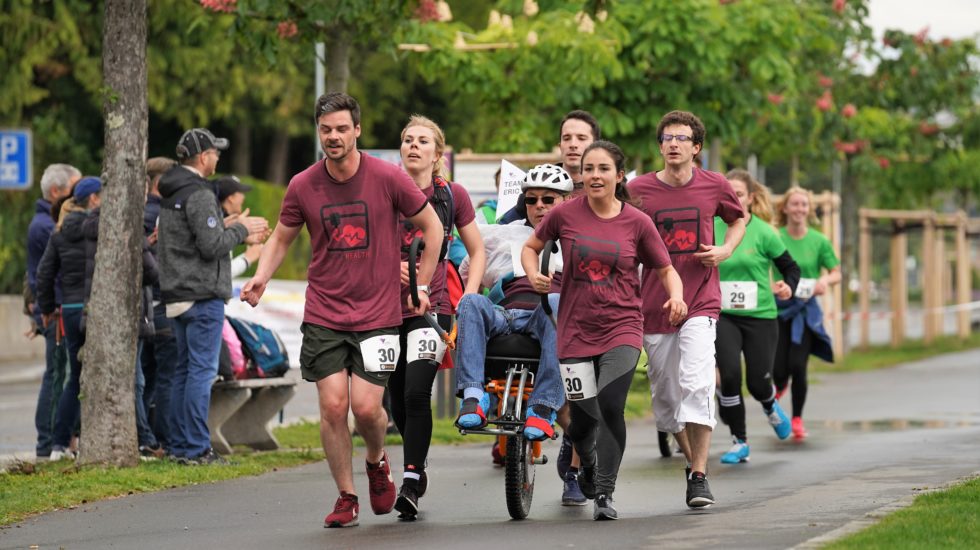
[0,129,33,190]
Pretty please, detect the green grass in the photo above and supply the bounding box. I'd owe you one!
[812,332,980,374]
[0,449,321,526]
[823,476,980,549]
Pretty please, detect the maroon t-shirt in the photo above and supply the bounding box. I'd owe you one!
[279,153,428,331]
[501,272,564,310]
[535,197,671,359]
[398,179,476,317]
[627,167,744,334]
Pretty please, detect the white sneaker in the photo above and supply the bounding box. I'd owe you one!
[50,448,77,461]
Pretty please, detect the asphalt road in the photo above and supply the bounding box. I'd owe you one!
[1,349,978,550]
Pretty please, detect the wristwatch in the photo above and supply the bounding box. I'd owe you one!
[417,285,430,295]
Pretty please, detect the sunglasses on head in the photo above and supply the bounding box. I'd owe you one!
[524,196,557,205]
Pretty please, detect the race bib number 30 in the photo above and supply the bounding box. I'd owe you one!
[559,360,598,401]
[721,281,758,310]
[796,278,817,300]
[406,327,447,364]
[359,335,400,373]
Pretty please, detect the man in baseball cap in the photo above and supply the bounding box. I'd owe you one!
[175,128,229,162]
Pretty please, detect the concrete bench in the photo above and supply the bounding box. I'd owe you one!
[208,378,298,455]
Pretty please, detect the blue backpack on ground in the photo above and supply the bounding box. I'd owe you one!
[226,316,290,378]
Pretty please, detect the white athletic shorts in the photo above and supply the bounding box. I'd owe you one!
[644,316,717,433]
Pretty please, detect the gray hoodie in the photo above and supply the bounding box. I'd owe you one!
[157,165,247,304]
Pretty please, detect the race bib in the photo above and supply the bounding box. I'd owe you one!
[721,281,758,310]
[559,360,598,401]
[359,334,400,373]
[406,326,447,364]
[795,278,817,300]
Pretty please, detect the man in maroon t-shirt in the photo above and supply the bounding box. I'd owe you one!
[241,93,444,528]
[627,110,746,510]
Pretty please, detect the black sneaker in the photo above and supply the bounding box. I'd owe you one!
[417,470,428,498]
[139,445,165,461]
[578,465,596,500]
[593,493,618,520]
[191,448,229,466]
[686,472,714,508]
[394,484,419,521]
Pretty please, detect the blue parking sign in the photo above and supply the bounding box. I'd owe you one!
[0,129,32,190]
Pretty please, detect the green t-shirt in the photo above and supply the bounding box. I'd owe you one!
[715,215,787,318]
[778,226,840,279]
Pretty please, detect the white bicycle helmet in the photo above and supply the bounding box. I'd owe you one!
[522,163,573,193]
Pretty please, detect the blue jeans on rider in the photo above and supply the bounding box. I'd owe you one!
[169,298,224,459]
[455,293,564,413]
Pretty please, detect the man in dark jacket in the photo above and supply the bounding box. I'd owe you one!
[27,163,80,459]
[157,129,267,464]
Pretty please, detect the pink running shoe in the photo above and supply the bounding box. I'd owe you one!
[791,416,808,440]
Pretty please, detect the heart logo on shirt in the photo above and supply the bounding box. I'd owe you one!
[333,225,366,247]
[579,259,611,282]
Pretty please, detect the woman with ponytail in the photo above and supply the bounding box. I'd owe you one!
[714,170,801,465]
[521,140,685,520]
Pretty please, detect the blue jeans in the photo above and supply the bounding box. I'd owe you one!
[134,339,158,448]
[455,293,565,412]
[169,299,224,458]
[53,305,85,449]
[143,303,177,447]
[34,321,68,456]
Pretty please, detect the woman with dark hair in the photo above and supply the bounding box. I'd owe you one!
[714,169,800,464]
[521,140,685,520]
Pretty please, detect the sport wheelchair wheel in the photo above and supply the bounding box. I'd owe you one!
[504,435,535,519]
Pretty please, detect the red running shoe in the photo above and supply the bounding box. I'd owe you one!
[791,416,808,440]
[324,492,359,528]
[366,451,396,514]
[491,440,505,466]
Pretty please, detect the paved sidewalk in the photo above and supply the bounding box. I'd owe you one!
[1,349,978,549]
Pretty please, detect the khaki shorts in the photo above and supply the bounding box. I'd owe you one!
[299,323,398,386]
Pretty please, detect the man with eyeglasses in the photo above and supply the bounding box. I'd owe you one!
[453,164,571,468]
[157,128,269,465]
[627,110,746,509]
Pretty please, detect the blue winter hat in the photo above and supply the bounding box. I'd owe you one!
[73,176,102,202]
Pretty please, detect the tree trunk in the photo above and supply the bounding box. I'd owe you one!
[266,129,290,185]
[326,28,351,93]
[232,123,251,176]
[80,0,147,467]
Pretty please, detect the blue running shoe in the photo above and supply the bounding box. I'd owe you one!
[767,400,792,440]
[522,406,556,441]
[455,392,490,429]
[562,471,588,506]
[720,437,750,464]
[556,433,572,480]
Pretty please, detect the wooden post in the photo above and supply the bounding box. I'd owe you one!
[955,212,971,339]
[933,227,947,338]
[891,223,908,348]
[922,215,936,343]
[859,210,871,349]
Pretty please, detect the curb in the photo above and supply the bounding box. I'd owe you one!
[0,364,44,385]
[791,471,980,549]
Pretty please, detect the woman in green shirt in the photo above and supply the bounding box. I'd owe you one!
[715,170,800,464]
[773,186,841,440]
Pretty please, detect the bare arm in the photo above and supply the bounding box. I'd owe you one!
[521,234,552,294]
[655,264,687,325]
[405,204,443,315]
[814,265,842,296]
[694,216,747,267]
[456,221,486,295]
[240,222,302,306]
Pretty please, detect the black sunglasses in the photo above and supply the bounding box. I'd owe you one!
[524,196,557,205]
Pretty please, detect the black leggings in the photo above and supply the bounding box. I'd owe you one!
[565,345,640,496]
[773,319,813,418]
[389,314,452,470]
[716,314,778,441]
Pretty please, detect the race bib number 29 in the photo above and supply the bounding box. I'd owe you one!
[359,335,400,373]
[721,281,758,310]
[559,360,598,401]
[795,278,817,300]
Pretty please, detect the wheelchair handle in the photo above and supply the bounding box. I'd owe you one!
[408,237,455,349]
[540,240,558,316]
